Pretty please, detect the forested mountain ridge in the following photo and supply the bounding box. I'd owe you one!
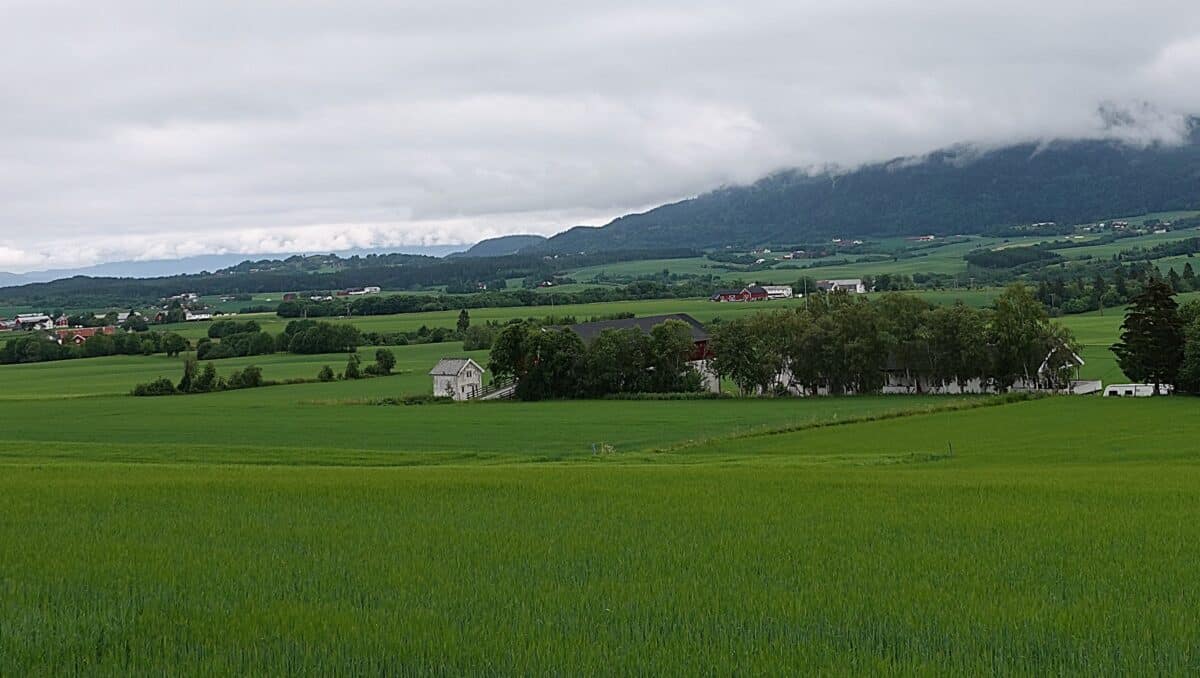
[537,121,1200,252]
[449,234,548,258]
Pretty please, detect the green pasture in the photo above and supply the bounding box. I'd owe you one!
[0,392,978,465]
[569,256,719,280]
[0,342,485,400]
[1051,225,1200,260]
[157,289,1014,343]
[153,298,816,340]
[3,396,1200,673]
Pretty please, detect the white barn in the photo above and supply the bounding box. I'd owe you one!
[429,358,485,400]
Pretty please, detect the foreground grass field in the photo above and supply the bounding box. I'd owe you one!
[2,396,1200,673]
[5,288,1191,673]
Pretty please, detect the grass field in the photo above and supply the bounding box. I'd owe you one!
[3,394,1200,673]
[1051,225,1200,260]
[157,289,1013,342]
[6,283,1195,673]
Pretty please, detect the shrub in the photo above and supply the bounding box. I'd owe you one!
[317,365,335,382]
[132,377,178,396]
[374,349,396,375]
[226,365,264,390]
[208,319,261,339]
[343,355,362,380]
[462,324,498,351]
[193,363,220,393]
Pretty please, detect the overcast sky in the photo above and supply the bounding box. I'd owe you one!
[3,1,1200,271]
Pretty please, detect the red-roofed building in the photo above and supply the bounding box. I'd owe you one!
[54,326,116,345]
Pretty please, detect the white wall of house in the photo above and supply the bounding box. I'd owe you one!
[433,368,483,400]
[688,360,722,393]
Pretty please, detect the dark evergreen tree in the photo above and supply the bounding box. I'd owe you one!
[1111,280,1184,393]
[1168,267,1183,292]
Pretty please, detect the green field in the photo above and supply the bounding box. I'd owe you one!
[1051,225,1200,260]
[6,285,1197,673]
[3,392,1200,672]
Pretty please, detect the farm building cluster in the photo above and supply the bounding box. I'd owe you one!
[281,286,381,302]
[710,279,865,302]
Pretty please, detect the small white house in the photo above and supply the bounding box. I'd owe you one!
[429,358,485,401]
[1104,383,1174,397]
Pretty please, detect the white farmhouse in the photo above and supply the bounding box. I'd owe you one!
[761,285,794,299]
[429,358,485,400]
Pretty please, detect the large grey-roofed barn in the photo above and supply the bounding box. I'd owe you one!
[563,313,708,343]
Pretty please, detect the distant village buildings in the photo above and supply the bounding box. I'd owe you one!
[710,279,864,302]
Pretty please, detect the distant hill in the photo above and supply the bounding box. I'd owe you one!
[452,234,548,258]
[0,246,464,290]
[539,122,1200,252]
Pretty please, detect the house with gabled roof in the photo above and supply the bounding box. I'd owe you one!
[429,358,485,400]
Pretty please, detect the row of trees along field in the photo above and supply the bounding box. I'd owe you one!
[488,320,706,400]
[274,279,720,318]
[1027,260,1200,315]
[707,285,1078,395]
[0,330,190,364]
[132,349,398,396]
[486,285,1079,400]
[1112,279,1200,394]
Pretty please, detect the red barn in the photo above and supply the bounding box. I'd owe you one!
[745,286,769,301]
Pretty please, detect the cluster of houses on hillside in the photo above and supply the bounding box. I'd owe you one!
[0,313,119,345]
[1,310,148,333]
[710,279,866,302]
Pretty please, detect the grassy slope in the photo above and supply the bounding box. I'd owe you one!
[3,397,1200,673]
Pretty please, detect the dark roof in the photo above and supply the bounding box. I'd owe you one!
[712,289,744,296]
[746,286,768,295]
[429,357,483,376]
[563,313,709,343]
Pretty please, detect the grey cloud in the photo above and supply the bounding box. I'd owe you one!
[3,0,1200,270]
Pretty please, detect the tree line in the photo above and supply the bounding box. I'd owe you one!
[487,320,705,400]
[274,279,720,319]
[132,349,398,396]
[708,286,1078,395]
[486,285,1081,400]
[1,330,190,365]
